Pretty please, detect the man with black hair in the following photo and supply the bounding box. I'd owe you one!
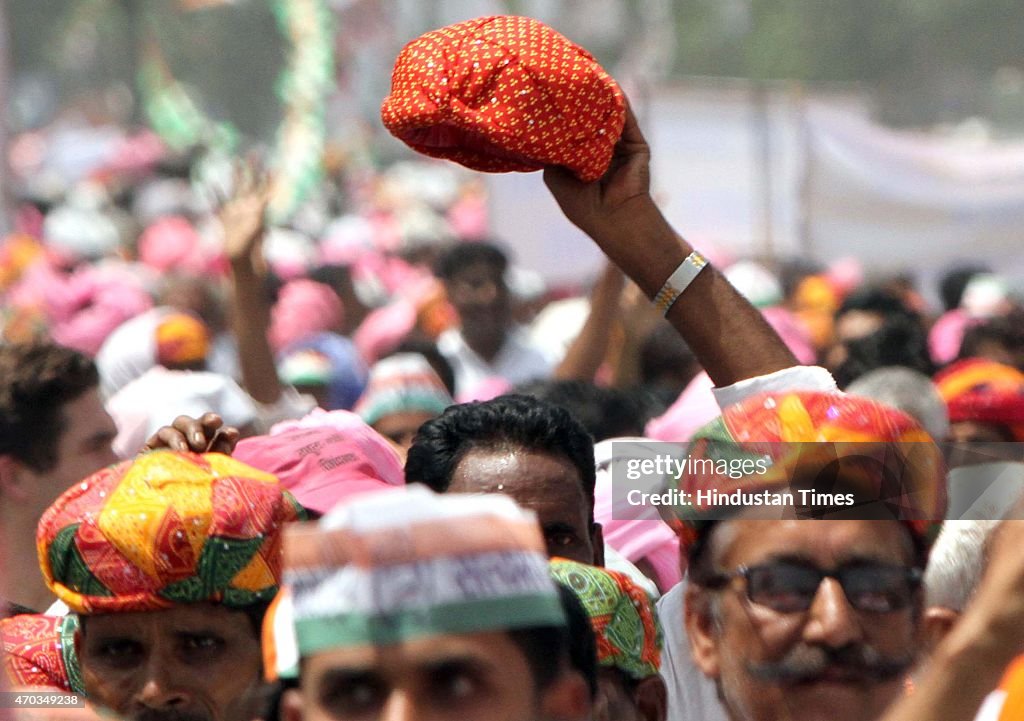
[515,379,649,442]
[823,287,934,388]
[405,394,603,564]
[0,343,119,615]
[278,485,591,721]
[433,241,553,397]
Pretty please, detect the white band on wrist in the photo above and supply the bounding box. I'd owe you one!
[652,250,709,316]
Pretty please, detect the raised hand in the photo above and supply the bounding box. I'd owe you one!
[542,103,654,245]
[217,160,273,266]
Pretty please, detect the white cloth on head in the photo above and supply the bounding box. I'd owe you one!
[106,367,258,458]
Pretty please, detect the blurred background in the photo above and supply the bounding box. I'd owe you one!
[3,0,1024,291]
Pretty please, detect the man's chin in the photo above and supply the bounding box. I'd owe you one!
[781,678,902,721]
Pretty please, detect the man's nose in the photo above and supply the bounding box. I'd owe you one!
[134,656,191,711]
[802,577,864,649]
[380,690,421,721]
[468,279,500,306]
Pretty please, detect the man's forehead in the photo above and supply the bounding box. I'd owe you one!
[307,631,512,673]
[83,603,253,633]
[710,519,916,568]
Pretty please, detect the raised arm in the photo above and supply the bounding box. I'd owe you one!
[553,261,625,381]
[543,104,797,387]
[220,167,283,406]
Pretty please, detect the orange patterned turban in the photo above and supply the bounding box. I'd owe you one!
[934,357,1024,441]
[668,391,946,554]
[381,15,625,182]
[37,451,303,614]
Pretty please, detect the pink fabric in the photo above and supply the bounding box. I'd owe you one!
[762,306,815,365]
[447,193,489,240]
[594,438,681,591]
[7,261,152,356]
[138,216,215,274]
[826,256,864,296]
[456,376,513,404]
[235,409,405,515]
[929,309,972,365]
[645,371,721,442]
[319,215,376,266]
[269,280,344,354]
[353,299,418,365]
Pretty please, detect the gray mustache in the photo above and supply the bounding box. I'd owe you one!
[747,644,915,684]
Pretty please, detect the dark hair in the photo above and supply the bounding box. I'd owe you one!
[433,242,509,281]
[0,343,99,472]
[404,395,597,520]
[939,264,990,312]
[639,322,700,389]
[832,288,933,389]
[505,584,596,700]
[958,311,1024,365]
[515,379,647,442]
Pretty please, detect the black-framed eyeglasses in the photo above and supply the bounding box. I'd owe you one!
[702,560,923,614]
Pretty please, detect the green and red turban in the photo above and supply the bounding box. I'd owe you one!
[550,558,662,681]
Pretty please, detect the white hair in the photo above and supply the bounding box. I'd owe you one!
[924,520,1001,611]
[846,366,950,441]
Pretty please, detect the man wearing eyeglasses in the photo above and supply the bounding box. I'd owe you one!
[669,390,946,721]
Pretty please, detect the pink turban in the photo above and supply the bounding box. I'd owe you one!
[269,280,345,354]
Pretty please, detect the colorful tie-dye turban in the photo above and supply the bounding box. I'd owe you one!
[549,558,662,681]
[37,451,303,615]
[668,391,946,554]
[382,15,625,182]
[934,357,1024,441]
[0,614,82,693]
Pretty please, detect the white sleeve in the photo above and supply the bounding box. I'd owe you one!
[711,366,839,410]
[251,385,318,434]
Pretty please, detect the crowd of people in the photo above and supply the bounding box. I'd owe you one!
[2,23,1024,721]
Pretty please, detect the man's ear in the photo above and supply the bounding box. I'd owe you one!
[684,583,721,679]
[591,522,605,567]
[0,455,29,502]
[633,674,668,721]
[921,606,960,657]
[280,687,305,721]
[540,670,591,721]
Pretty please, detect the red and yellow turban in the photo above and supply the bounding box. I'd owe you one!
[669,391,946,553]
[934,358,1024,441]
[37,451,303,615]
